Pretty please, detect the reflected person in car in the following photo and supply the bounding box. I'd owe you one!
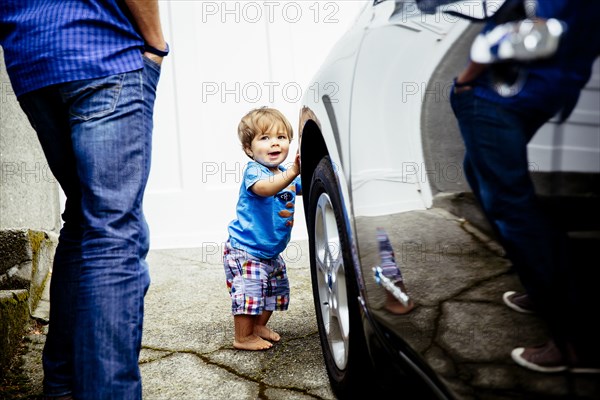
[451,0,600,373]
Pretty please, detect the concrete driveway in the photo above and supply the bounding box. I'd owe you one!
[140,242,334,399]
[4,241,335,400]
[5,234,600,399]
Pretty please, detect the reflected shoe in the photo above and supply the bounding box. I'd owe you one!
[513,340,600,374]
[503,291,535,314]
[512,340,567,373]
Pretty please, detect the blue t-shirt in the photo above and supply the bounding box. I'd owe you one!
[0,0,144,96]
[474,0,600,118]
[228,161,302,260]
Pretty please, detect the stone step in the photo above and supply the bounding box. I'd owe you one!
[0,229,57,313]
[0,289,29,379]
[0,229,57,378]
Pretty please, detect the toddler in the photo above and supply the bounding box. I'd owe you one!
[224,107,301,350]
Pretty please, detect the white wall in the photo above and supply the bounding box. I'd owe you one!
[146,1,367,249]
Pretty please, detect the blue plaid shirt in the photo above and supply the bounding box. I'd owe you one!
[0,0,144,96]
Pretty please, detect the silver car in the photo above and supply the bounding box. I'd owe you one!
[297,1,600,398]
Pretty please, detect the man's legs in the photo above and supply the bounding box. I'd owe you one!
[19,87,84,398]
[18,58,160,399]
[450,90,569,340]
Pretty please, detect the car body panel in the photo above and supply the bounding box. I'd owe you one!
[528,58,600,173]
[350,2,471,217]
[299,1,600,398]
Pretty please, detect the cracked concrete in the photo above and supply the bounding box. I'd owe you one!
[135,243,332,399]
[5,216,600,399]
[5,241,334,400]
[140,242,334,400]
[356,208,600,399]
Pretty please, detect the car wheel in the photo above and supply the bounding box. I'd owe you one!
[308,156,370,398]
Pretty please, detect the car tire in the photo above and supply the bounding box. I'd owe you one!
[308,156,371,398]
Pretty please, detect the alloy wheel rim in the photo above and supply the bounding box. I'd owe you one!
[314,192,349,370]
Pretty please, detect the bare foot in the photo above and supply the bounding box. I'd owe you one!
[233,334,273,351]
[254,325,281,342]
[384,282,415,315]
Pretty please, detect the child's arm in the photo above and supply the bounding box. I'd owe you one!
[251,154,300,197]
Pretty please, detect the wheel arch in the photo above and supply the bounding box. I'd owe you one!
[299,118,329,217]
[298,105,367,295]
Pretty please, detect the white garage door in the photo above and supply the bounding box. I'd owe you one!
[145,1,367,249]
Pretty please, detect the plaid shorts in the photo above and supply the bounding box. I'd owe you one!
[223,242,290,315]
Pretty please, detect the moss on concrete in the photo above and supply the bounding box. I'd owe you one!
[0,290,29,379]
[0,229,55,382]
[0,229,31,279]
[0,320,45,399]
[27,230,50,311]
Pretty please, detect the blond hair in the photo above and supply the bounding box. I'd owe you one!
[238,107,293,158]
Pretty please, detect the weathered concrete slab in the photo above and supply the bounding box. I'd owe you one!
[0,47,61,233]
[0,230,31,277]
[138,243,330,399]
[260,335,332,393]
[0,229,57,313]
[141,353,260,399]
[0,46,61,387]
[5,238,599,399]
[0,289,29,378]
[438,302,548,363]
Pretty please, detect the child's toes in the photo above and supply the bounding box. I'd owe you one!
[255,325,280,342]
[233,335,273,351]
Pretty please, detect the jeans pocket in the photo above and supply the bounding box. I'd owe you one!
[142,55,162,73]
[60,74,125,121]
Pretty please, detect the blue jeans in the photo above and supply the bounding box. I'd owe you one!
[18,57,160,399]
[449,88,574,342]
